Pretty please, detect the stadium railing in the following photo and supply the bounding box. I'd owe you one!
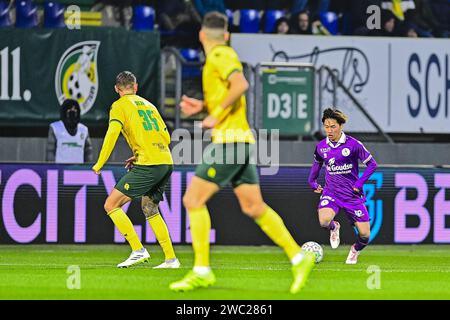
[160,46,257,134]
[317,65,395,144]
[160,48,395,144]
[160,46,205,131]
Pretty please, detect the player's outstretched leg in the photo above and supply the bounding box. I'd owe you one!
[346,222,370,264]
[329,221,340,249]
[290,250,316,294]
[170,269,216,292]
[117,248,150,268]
[170,178,219,292]
[346,236,368,264]
[104,190,149,268]
[253,206,316,293]
[318,208,340,249]
[169,206,216,291]
[235,184,316,293]
[142,192,180,269]
[345,244,359,264]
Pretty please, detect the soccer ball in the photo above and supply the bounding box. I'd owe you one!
[301,241,324,264]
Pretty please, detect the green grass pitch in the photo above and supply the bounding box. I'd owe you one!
[1,244,449,300]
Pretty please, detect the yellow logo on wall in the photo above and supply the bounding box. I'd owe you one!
[55,41,100,115]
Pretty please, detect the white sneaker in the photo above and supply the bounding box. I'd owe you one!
[345,245,360,264]
[330,221,340,249]
[117,248,150,268]
[153,258,181,269]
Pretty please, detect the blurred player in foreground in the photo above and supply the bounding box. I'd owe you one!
[92,71,180,269]
[169,11,315,294]
[308,108,378,264]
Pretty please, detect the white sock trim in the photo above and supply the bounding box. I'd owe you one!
[291,252,304,266]
[193,266,211,275]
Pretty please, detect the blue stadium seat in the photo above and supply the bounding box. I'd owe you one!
[319,11,338,35]
[264,10,284,33]
[239,9,260,33]
[339,12,353,35]
[132,5,155,31]
[16,0,38,28]
[0,0,12,27]
[180,48,201,78]
[44,1,65,28]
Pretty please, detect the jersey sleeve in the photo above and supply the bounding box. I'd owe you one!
[109,102,125,127]
[210,48,243,81]
[313,146,324,164]
[356,140,372,164]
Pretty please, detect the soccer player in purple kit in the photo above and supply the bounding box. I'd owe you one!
[308,108,378,264]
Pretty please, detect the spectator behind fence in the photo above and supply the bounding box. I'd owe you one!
[414,0,449,37]
[403,23,419,37]
[427,0,450,38]
[367,9,398,36]
[194,0,226,17]
[381,0,416,21]
[93,0,134,28]
[158,0,202,32]
[46,99,93,164]
[274,16,290,34]
[290,10,330,35]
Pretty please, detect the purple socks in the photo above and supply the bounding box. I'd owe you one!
[354,236,369,251]
[327,220,336,231]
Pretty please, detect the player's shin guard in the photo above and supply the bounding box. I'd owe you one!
[147,213,176,260]
[255,206,301,260]
[108,208,143,251]
[188,206,211,267]
[354,236,369,251]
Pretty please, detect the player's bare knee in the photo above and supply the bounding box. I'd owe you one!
[182,194,192,210]
[318,216,332,228]
[104,200,117,214]
[242,203,265,219]
[359,232,370,240]
[183,194,203,211]
[319,220,331,229]
[142,197,159,219]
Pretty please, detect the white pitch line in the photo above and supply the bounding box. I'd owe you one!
[1,263,450,273]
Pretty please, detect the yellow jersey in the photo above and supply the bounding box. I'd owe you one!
[203,45,255,144]
[109,94,173,165]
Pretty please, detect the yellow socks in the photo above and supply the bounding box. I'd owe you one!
[108,208,143,251]
[255,206,301,260]
[147,213,176,260]
[188,206,211,267]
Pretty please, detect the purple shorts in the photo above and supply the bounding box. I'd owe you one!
[317,192,369,224]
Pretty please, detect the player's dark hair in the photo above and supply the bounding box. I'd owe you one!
[115,71,136,89]
[202,11,228,30]
[322,108,348,125]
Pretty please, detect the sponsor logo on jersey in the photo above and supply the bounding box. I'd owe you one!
[326,157,353,175]
[342,148,350,156]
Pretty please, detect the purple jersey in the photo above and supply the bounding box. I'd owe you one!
[309,133,374,203]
